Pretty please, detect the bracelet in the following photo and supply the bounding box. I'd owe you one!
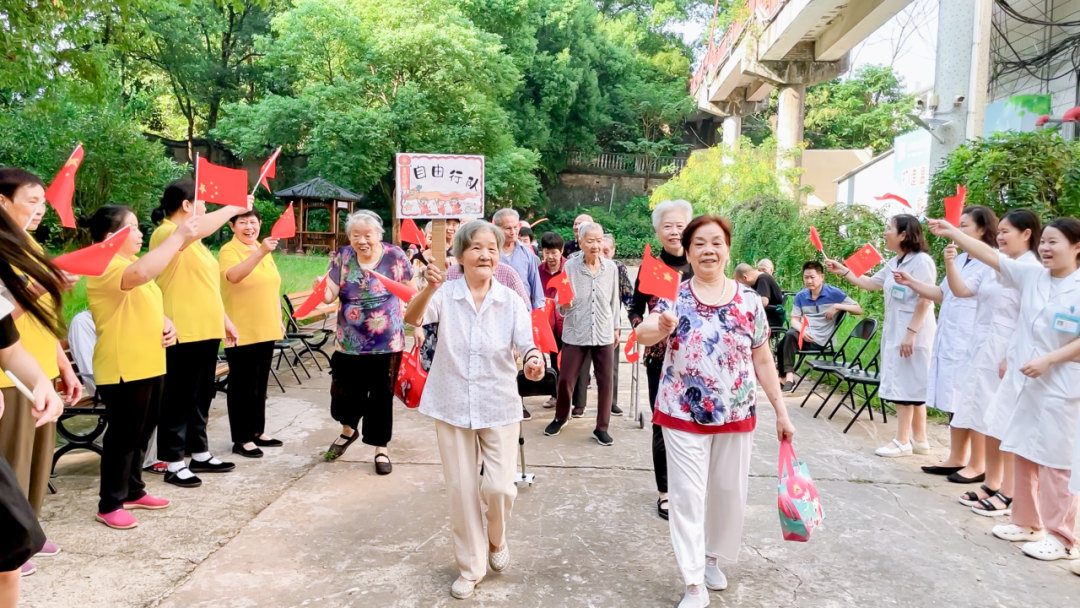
[845,268,853,278]
[906,328,917,334]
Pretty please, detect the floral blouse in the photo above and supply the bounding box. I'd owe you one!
[651,280,770,434]
[328,243,413,355]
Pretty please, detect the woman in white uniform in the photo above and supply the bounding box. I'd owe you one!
[893,206,998,483]
[827,215,937,458]
[954,210,1041,517]
[930,216,1080,562]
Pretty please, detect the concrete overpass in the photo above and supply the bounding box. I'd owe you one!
[691,0,917,180]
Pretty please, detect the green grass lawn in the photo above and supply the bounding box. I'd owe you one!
[60,252,331,325]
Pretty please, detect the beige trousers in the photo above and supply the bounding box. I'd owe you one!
[0,387,56,515]
[435,419,519,582]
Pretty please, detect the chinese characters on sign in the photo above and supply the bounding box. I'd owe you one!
[890,130,932,216]
[395,154,484,219]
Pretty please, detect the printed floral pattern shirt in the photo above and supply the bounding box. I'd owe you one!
[651,280,770,434]
[328,243,413,355]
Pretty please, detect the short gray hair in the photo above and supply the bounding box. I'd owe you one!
[345,210,384,238]
[602,234,615,247]
[577,221,604,242]
[452,220,504,260]
[652,199,694,231]
[491,208,519,227]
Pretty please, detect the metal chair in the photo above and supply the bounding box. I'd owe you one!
[825,353,886,433]
[281,295,335,370]
[791,311,848,390]
[797,318,878,410]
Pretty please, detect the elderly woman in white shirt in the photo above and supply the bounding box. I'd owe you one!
[404,220,545,600]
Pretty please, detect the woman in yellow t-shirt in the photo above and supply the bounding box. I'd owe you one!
[84,204,196,529]
[219,207,283,458]
[149,179,247,489]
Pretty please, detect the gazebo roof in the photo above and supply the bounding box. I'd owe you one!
[274,177,364,202]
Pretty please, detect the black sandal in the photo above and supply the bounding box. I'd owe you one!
[959,484,996,507]
[374,453,392,475]
[326,433,358,460]
[657,497,669,521]
[972,492,1013,517]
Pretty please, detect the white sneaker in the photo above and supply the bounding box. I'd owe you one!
[489,544,510,572]
[1021,536,1080,561]
[704,557,727,591]
[911,440,931,455]
[451,576,482,599]
[678,584,710,608]
[992,524,1047,542]
[875,438,912,458]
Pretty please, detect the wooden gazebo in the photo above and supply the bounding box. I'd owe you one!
[274,177,364,254]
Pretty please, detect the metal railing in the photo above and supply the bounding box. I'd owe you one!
[566,151,688,176]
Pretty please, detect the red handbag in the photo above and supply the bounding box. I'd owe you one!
[395,346,427,408]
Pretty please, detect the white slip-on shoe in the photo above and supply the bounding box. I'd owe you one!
[678,584,710,608]
[1021,536,1080,561]
[489,544,510,572]
[1071,559,1080,576]
[911,440,931,455]
[992,524,1047,542]
[875,438,912,458]
[451,576,483,599]
[704,557,727,591]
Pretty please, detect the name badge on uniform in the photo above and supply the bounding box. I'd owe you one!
[1053,313,1080,336]
[891,285,907,300]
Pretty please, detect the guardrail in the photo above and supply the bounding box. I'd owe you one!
[566,152,688,175]
[690,0,784,96]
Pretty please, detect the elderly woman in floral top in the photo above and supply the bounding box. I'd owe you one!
[636,215,795,608]
[318,211,414,474]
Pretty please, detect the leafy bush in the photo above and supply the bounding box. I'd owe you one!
[545,196,655,259]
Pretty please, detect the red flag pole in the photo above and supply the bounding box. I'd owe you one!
[251,147,281,196]
[193,152,200,206]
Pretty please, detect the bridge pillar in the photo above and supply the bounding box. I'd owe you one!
[722,116,742,148]
[776,83,806,196]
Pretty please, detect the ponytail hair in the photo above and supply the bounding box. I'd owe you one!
[1000,209,1042,253]
[83,205,134,243]
[152,178,196,224]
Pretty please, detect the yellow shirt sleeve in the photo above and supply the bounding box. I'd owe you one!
[87,256,166,384]
[151,220,225,343]
[219,239,283,347]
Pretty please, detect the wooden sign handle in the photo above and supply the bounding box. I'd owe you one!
[431,219,447,270]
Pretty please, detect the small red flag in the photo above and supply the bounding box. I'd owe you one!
[271,202,296,239]
[550,270,574,305]
[809,226,823,252]
[794,318,807,349]
[255,147,281,193]
[52,225,130,276]
[624,329,639,363]
[944,185,967,227]
[400,218,426,247]
[638,243,679,301]
[294,275,328,318]
[196,156,249,208]
[369,270,418,303]
[44,144,83,229]
[531,308,558,353]
[844,243,884,278]
[874,193,911,208]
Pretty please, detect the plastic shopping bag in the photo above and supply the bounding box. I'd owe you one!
[394,346,427,409]
[777,439,824,542]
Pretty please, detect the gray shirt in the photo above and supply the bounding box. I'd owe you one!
[558,256,619,346]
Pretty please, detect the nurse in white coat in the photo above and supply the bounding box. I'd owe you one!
[827,215,937,458]
[930,216,1080,562]
[893,206,999,483]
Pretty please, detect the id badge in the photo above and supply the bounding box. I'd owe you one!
[891,285,907,300]
[1053,313,1080,336]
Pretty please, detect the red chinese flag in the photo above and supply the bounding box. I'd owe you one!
[624,329,640,363]
[531,308,558,354]
[370,270,418,303]
[196,156,249,208]
[794,318,807,349]
[43,144,83,229]
[844,243,884,278]
[294,275,328,318]
[944,184,967,227]
[400,218,426,246]
[550,270,574,305]
[638,243,679,301]
[874,193,911,208]
[52,225,130,277]
[257,147,281,192]
[809,226,823,252]
[271,202,296,239]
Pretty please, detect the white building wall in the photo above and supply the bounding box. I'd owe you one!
[991,0,1080,116]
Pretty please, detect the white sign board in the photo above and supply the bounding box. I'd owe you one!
[395,153,484,219]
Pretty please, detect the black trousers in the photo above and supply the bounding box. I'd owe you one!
[330,351,400,447]
[97,376,165,513]
[224,341,275,444]
[556,344,614,431]
[553,332,588,407]
[0,454,44,571]
[775,328,824,376]
[158,339,221,463]
[647,363,666,494]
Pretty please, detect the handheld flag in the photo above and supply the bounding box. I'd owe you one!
[550,270,575,305]
[944,185,967,227]
[874,193,911,208]
[844,243,884,278]
[624,329,639,363]
[531,308,558,353]
[808,226,823,253]
[294,275,328,318]
[400,218,426,247]
[196,155,249,208]
[271,203,296,239]
[253,147,281,195]
[43,144,84,229]
[638,243,680,301]
[52,225,130,277]
[793,318,807,349]
[369,270,418,303]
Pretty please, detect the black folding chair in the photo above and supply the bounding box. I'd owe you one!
[514,368,558,486]
[791,311,847,390]
[825,352,886,433]
[798,318,878,409]
[281,295,334,370]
